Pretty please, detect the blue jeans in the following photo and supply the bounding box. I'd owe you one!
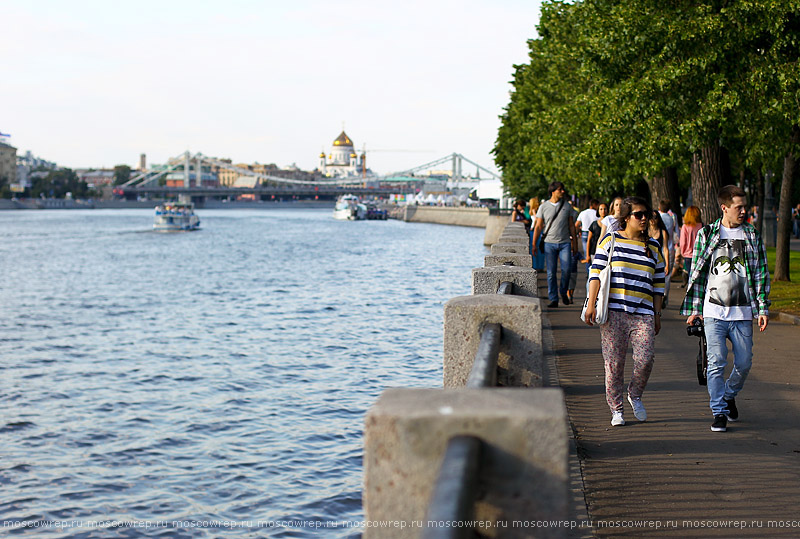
[544,241,572,302]
[705,318,753,416]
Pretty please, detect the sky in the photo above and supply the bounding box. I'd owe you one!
[2,0,542,176]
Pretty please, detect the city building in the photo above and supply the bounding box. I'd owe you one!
[0,141,17,186]
[15,150,58,192]
[319,130,365,177]
[164,162,218,188]
[216,161,251,187]
[76,169,115,189]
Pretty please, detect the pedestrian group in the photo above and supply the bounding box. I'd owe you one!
[517,184,771,432]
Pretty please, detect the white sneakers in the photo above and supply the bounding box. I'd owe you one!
[628,395,647,422]
[611,396,647,426]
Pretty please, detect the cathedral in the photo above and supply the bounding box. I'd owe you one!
[319,130,365,177]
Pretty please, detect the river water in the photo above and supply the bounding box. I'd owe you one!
[0,208,487,537]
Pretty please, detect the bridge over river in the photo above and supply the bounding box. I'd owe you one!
[119,151,501,201]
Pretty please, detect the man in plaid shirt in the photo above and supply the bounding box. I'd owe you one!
[680,185,771,432]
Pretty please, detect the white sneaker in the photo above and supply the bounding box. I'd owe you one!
[628,395,647,421]
[611,411,625,426]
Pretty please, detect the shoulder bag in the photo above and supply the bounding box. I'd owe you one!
[581,232,616,325]
[539,200,565,253]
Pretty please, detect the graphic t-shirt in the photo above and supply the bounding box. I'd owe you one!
[703,225,752,321]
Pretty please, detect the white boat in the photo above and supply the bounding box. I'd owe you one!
[153,202,200,231]
[333,195,367,220]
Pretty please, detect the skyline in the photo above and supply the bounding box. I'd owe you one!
[2,1,542,175]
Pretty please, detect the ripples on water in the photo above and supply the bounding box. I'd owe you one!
[0,208,487,537]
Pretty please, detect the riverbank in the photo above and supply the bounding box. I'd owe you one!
[0,199,335,210]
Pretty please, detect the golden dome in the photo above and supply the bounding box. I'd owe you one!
[333,131,353,147]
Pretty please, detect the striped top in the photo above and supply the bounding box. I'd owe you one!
[589,232,666,315]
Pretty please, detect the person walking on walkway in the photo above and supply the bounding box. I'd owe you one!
[657,200,676,304]
[583,202,608,270]
[529,197,545,270]
[599,196,623,239]
[677,206,703,288]
[511,199,531,231]
[680,185,771,433]
[649,211,672,306]
[533,181,578,308]
[793,203,800,239]
[584,197,666,426]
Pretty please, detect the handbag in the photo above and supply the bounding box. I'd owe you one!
[580,232,615,325]
[539,200,565,253]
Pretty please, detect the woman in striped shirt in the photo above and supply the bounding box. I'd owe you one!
[583,197,666,426]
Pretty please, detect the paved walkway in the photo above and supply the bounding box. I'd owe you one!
[540,269,800,538]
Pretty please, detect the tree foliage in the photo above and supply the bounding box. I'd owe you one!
[30,169,89,199]
[495,0,800,194]
[495,0,800,278]
[114,165,131,186]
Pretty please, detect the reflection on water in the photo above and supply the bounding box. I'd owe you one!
[0,208,486,537]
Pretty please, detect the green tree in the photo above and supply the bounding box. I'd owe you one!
[30,169,88,199]
[114,165,131,186]
[495,0,800,246]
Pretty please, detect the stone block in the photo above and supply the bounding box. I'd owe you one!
[443,295,542,388]
[363,388,569,539]
[472,266,538,298]
[484,254,532,268]
[490,242,529,255]
[498,234,528,245]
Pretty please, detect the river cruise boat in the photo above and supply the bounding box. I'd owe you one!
[333,194,367,220]
[153,202,200,231]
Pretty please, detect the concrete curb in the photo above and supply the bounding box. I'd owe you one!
[771,311,800,325]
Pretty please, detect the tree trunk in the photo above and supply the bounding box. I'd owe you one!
[691,141,730,225]
[755,168,765,234]
[647,166,682,226]
[774,125,800,281]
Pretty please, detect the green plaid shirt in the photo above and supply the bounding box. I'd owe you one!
[679,219,771,318]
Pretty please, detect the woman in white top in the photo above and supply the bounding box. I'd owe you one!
[599,196,624,239]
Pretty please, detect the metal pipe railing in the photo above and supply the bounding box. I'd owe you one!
[496,280,513,295]
[421,435,483,539]
[424,267,520,534]
[465,323,502,388]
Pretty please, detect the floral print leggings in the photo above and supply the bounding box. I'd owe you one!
[600,310,656,412]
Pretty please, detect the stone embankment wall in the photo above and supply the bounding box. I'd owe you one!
[363,222,569,538]
[397,205,489,228]
[387,205,512,246]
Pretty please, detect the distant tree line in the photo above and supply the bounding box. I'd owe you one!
[494,0,800,280]
[30,169,92,199]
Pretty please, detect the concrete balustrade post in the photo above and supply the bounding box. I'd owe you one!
[443,295,542,388]
[472,266,538,297]
[490,242,529,255]
[484,253,532,267]
[498,235,528,244]
[363,388,569,539]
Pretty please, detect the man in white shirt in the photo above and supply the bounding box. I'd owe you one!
[682,185,771,433]
[577,199,600,258]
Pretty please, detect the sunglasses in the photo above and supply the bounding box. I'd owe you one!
[630,211,649,220]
